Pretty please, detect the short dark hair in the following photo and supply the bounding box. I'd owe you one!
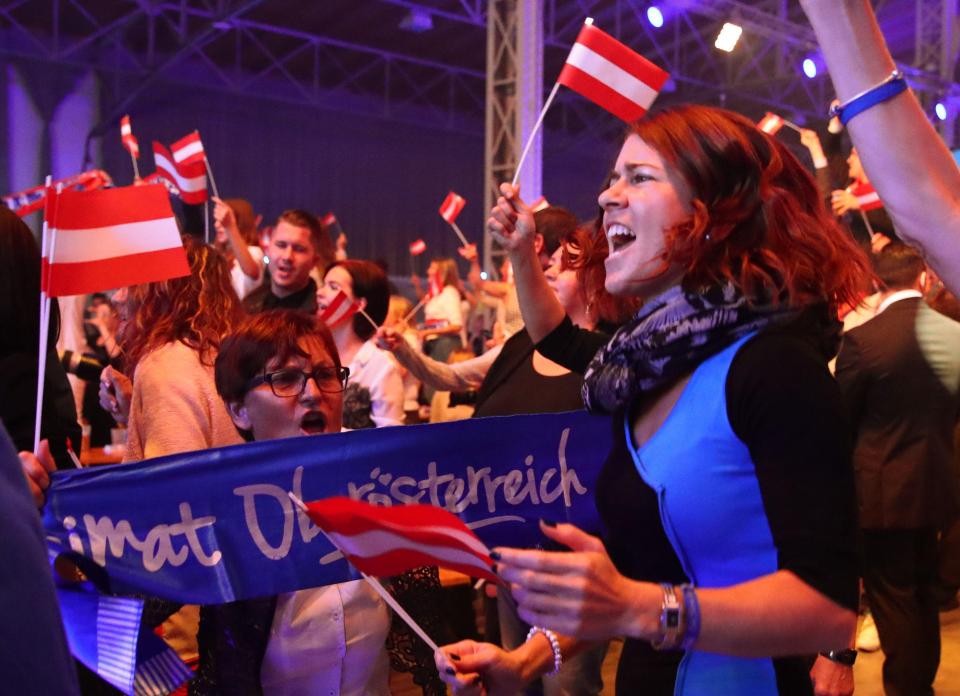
[535,207,578,257]
[215,309,340,405]
[277,209,325,253]
[325,260,389,341]
[873,242,925,291]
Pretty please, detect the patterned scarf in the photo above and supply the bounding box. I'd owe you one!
[583,284,796,414]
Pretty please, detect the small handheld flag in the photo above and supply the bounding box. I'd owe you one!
[300,496,500,583]
[850,180,883,211]
[153,142,208,205]
[513,19,668,185]
[3,170,111,218]
[171,130,220,199]
[317,290,362,329]
[43,184,190,297]
[438,191,469,246]
[757,112,785,135]
[558,21,669,123]
[409,239,427,256]
[120,115,141,181]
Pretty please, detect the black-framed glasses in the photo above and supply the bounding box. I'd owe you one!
[246,365,350,397]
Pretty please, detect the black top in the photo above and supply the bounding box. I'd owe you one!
[242,277,317,314]
[472,329,585,418]
[0,350,82,470]
[539,316,858,694]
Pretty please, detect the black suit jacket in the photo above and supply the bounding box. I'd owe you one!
[836,297,960,529]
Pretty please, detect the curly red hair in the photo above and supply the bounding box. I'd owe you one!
[119,237,245,374]
[629,104,870,309]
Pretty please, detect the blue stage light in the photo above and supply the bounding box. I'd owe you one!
[802,58,817,79]
[936,102,948,121]
[647,7,664,28]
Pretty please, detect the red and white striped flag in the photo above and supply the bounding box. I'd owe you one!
[317,290,361,328]
[530,196,550,213]
[439,191,466,224]
[558,22,669,123]
[120,115,139,159]
[153,142,208,205]
[322,212,337,228]
[757,112,785,135]
[409,239,427,256]
[850,180,883,211]
[42,184,190,297]
[303,497,499,582]
[170,131,205,167]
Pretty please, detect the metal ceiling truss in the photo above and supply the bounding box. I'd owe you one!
[2,0,959,136]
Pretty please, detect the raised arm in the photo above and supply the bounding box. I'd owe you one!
[377,326,500,392]
[213,197,261,280]
[801,0,960,294]
[487,184,565,343]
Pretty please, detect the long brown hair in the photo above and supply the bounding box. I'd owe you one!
[119,237,244,373]
[629,104,870,309]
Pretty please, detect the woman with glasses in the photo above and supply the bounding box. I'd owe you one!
[316,260,405,429]
[203,309,447,695]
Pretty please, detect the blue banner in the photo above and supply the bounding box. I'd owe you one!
[44,411,612,605]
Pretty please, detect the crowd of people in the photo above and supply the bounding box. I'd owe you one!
[4,1,960,694]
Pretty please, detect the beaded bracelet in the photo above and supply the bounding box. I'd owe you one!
[679,584,701,651]
[828,70,908,126]
[526,626,562,674]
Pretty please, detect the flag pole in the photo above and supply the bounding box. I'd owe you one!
[859,209,877,239]
[402,294,429,325]
[204,200,210,245]
[203,155,221,199]
[34,178,57,453]
[287,493,440,653]
[781,119,803,133]
[129,152,141,181]
[511,81,562,187]
[449,221,470,247]
[358,307,380,333]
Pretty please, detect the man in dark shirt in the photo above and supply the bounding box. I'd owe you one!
[243,209,323,314]
[836,243,960,696]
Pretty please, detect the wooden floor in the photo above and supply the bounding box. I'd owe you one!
[390,601,960,694]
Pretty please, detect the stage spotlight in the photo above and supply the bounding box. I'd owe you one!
[936,102,948,120]
[647,6,664,28]
[479,271,489,281]
[715,23,742,53]
[802,58,817,78]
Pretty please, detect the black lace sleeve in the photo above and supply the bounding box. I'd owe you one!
[386,566,452,696]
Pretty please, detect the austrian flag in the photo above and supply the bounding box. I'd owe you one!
[558,22,669,123]
[757,112,785,135]
[171,131,205,167]
[153,142,208,205]
[850,180,883,211]
[303,497,500,583]
[439,191,466,224]
[318,290,361,328]
[43,184,190,297]
[120,115,139,158]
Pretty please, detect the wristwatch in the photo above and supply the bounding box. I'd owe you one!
[820,649,857,666]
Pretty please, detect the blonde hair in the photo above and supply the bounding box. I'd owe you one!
[386,295,413,327]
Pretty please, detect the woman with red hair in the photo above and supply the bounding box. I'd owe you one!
[437,105,870,694]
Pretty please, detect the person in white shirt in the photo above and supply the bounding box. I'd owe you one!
[316,260,405,428]
[212,197,265,300]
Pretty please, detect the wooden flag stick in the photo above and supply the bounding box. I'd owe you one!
[781,118,803,133]
[34,177,55,453]
[512,81,562,187]
[129,152,141,181]
[358,307,380,333]
[402,295,429,325]
[287,493,440,653]
[203,155,221,200]
[449,221,470,247]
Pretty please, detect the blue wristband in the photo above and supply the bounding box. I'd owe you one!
[680,584,701,651]
[829,70,908,126]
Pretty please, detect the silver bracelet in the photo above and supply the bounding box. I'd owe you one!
[526,625,562,675]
